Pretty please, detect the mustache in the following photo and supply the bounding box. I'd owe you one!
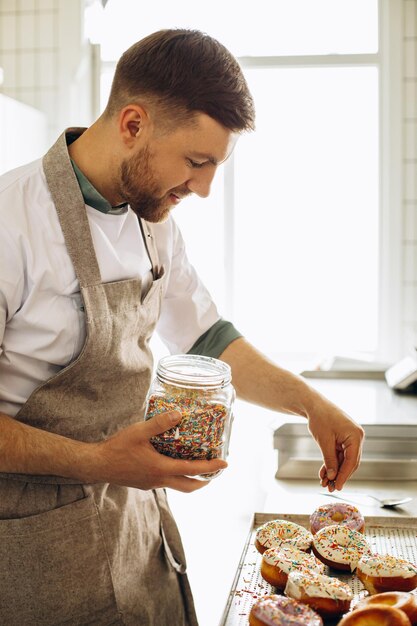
[170,187,192,200]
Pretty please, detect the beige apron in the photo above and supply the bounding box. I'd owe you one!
[0,131,198,626]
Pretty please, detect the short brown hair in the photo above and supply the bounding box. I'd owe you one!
[105,29,255,132]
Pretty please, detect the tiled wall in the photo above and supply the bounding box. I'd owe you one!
[0,0,96,143]
[403,0,417,353]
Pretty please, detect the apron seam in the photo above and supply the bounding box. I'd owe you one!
[91,492,126,625]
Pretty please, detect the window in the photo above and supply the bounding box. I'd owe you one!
[87,0,394,363]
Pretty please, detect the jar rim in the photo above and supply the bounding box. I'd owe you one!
[156,354,232,389]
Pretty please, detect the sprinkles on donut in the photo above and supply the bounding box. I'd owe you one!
[249,593,323,626]
[310,503,365,535]
[312,524,371,571]
[255,519,313,554]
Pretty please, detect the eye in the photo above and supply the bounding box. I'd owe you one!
[187,158,205,169]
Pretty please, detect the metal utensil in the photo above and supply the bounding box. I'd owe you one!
[320,492,413,509]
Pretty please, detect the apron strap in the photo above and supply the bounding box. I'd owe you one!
[43,130,102,288]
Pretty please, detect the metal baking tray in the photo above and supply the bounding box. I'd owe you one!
[220,512,417,626]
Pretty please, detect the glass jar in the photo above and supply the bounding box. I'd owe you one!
[144,354,235,479]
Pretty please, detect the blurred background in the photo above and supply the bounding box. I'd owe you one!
[0,0,416,369]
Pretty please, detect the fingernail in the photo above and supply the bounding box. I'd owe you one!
[326,469,336,480]
[168,411,181,423]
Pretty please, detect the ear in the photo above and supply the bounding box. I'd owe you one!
[118,104,150,148]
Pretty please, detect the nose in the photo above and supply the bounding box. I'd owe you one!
[187,167,216,198]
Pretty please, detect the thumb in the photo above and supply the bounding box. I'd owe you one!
[142,410,182,438]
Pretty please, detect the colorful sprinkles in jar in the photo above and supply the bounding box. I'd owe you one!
[146,390,229,460]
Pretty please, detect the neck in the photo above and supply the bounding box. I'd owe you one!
[68,118,124,206]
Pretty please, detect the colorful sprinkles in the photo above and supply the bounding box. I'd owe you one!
[146,391,229,460]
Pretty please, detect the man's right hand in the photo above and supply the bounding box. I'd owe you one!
[91,411,227,492]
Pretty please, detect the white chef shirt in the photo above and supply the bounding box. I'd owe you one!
[0,158,220,417]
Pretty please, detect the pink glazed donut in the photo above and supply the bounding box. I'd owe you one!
[249,594,323,626]
[310,503,365,535]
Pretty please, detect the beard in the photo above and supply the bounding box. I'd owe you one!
[119,144,187,223]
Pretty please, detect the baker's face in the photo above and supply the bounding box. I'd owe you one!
[119,113,237,223]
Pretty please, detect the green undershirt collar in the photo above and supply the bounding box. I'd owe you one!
[70,159,128,216]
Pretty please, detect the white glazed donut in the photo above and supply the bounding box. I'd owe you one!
[356,554,417,594]
[284,570,353,619]
[261,543,324,589]
[255,519,313,554]
[312,524,371,571]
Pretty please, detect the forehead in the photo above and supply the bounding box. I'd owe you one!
[154,112,238,163]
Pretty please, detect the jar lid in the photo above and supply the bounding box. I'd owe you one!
[156,354,232,389]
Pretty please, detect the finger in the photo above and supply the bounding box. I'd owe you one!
[141,410,182,437]
[145,445,228,477]
[334,443,362,490]
[170,457,228,477]
[318,438,339,483]
[164,475,211,493]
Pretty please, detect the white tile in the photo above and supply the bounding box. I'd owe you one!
[0,0,18,13]
[405,120,417,159]
[20,0,37,11]
[18,13,36,49]
[37,49,55,85]
[404,80,417,119]
[18,51,35,87]
[36,0,56,11]
[403,242,417,281]
[405,162,417,200]
[37,85,57,117]
[403,283,417,321]
[405,203,417,240]
[0,52,16,88]
[0,14,16,50]
[37,11,55,48]
[404,39,417,79]
[405,0,417,38]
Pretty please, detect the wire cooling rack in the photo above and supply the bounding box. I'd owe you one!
[220,512,417,626]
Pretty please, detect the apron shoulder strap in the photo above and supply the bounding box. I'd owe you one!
[43,130,102,288]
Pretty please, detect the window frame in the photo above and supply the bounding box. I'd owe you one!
[221,0,403,362]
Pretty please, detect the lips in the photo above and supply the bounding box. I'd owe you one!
[169,193,182,204]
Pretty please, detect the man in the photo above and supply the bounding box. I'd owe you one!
[0,29,363,625]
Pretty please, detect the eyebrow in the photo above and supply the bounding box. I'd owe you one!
[189,152,219,166]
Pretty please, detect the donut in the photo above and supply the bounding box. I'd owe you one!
[284,570,353,618]
[310,503,365,535]
[355,592,417,625]
[356,554,417,594]
[255,520,313,554]
[337,605,411,626]
[261,544,325,589]
[312,524,371,571]
[249,594,323,626]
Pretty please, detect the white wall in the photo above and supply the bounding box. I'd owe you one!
[0,92,47,173]
[403,0,417,353]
